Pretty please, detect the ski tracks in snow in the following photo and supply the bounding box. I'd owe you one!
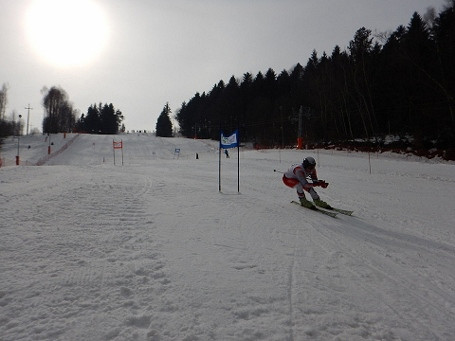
[296,212,455,340]
[0,165,173,340]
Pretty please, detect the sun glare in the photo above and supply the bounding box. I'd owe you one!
[25,0,109,67]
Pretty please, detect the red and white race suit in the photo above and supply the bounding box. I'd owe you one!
[282,164,321,200]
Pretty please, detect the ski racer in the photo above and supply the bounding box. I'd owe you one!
[282,156,331,209]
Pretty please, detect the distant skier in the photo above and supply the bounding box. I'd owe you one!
[282,156,331,209]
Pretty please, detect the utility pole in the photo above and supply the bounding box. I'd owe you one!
[25,104,33,135]
[16,115,22,165]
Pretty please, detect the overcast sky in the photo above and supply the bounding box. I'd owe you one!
[1,0,448,133]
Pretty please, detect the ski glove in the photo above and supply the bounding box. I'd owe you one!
[314,180,329,188]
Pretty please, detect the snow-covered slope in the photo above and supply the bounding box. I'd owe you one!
[1,133,455,341]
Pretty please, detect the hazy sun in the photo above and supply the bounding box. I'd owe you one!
[25,0,110,67]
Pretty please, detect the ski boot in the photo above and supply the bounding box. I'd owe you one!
[300,197,316,210]
[314,199,332,209]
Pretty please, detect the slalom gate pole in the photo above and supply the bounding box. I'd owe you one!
[218,132,222,192]
[113,139,115,165]
[237,139,240,193]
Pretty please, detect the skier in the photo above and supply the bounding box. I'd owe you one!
[282,156,331,209]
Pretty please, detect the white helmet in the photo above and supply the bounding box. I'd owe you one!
[303,156,316,169]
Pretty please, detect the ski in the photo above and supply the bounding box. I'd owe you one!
[325,207,354,216]
[291,201,338,218]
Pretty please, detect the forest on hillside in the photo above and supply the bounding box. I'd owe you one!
[175,3,455,159]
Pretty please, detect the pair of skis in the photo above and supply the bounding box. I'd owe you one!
[291,200,353,218]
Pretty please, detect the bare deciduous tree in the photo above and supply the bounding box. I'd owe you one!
[41,86,76,133]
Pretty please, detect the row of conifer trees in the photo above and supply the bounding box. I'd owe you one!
[176,3,455,153]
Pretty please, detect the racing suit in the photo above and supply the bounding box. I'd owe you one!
[282,163,321,201]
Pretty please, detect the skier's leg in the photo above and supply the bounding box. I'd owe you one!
[308,188,320,200]
[296,183,305,199]
[310,188,332,209]
[297,184,315,208]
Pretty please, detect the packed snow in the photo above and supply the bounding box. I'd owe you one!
[1,133,455,341]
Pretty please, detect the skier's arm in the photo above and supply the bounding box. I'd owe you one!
[294,168,317,191]
[310,169,328,188]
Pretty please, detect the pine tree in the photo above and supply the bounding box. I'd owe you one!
[156,103,173,137]
[76,103,123,134]
[100,103,122,134]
